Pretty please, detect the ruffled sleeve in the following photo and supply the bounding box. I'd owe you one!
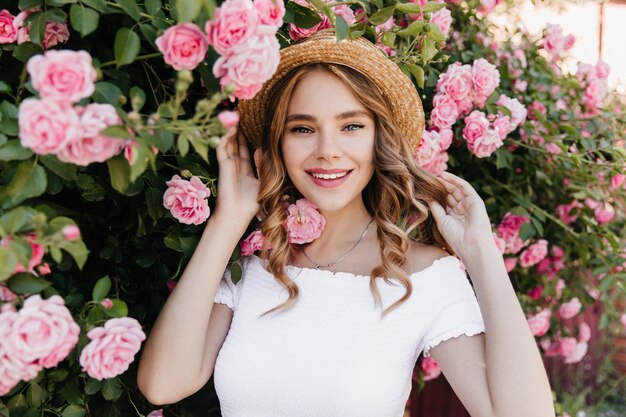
[416,256,486,358]
[213,266,240,311]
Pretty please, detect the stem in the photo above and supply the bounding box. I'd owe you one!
[100,52,163,69]
[16,64,28,105]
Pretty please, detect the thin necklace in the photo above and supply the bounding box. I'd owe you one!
[302,217,375,269]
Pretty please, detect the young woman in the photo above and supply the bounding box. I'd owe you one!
[137,29,555,417]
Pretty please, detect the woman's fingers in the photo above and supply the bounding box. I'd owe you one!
[237,130,250,162]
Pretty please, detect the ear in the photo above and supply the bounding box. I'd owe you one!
[253,148,264,178]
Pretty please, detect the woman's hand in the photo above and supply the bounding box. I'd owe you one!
[212,126,260,226]
[427,171,496,259]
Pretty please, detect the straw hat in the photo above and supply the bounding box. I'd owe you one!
[237,29,425,150]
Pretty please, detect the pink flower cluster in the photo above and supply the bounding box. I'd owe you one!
[0,7,69,49]
[163,175,212,225]
[79,317,146,380]
[540,321,590,364]
[284,198,326,244]
[519,239,548,268]
[495,212,531,255]
[536,245,566,279]
[0,232,44,276]
[477,0,502,14]
[18,50,125,165]
[542,24,575,59]
[289,0,355,42]
[420,356,441,381]
[208,0,284,99]
[156,23,209,71]
[0,295,80,395]
[413,129,453,176]
[576,60,610,112]
[240,229,266,255]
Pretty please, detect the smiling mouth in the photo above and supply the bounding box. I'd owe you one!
[309,171,351,180]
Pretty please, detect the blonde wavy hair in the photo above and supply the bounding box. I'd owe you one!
[253,63,453,319]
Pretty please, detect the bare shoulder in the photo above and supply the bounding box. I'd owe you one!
[404,241,451,275]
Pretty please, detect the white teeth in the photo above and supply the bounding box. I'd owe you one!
[311,171,348,180]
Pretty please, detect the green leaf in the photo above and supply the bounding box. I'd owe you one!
[285,2,322,29]
[334,14,349,41]
[421,2,447,13]
[177,0,202,22]
[26,383,43,407]
[0,81,12,94]
[145,187,166,221]
[93,82,124,105]
[100,125,134,139]
[188,135,209,163]
[146,0,162,15]
[427,23,445,43]
[107,155,132,194]
[406,64,424,89]
[45,8,68,23]
[101,378,122,401]
[84,379,102,395]
[62,405,85,417]
[47,0,79,5]
[7,273,52,294]
[130,86,146,111]
[92,276,111,302]
[230,261,242,284]
[28,12,46,46]
[177,134,190,157]
[368,6,395,26]
[63,240,90,269]
[421,36,438,62]
[139,23,158,45]
[70,4,100,37]
[0,162,47,210]
[48,369,69,382]
[13,42,43,63]
[0,207,42,235]
[19,0,44,9]
[77,174,106,201]
[0,247,18,282]
[82,0,108,13]
[115,0,142,21]
[114,27,141,67]
[40,155,77,181]
[0,140,34,161]
[518,222,536,241]
[105,299,128,318]
[380,31,396,48]
[396,20,424,37]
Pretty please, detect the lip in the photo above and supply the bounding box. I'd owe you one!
[306,169,353,188]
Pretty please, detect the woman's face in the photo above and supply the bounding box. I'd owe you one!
[280,69,376,214]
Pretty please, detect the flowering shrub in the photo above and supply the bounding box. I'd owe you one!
[0,0,624,416]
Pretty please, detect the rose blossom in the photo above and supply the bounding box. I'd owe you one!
[578,322,591,343]
[255,0,285,27]
[496,212,530,254]
[496,95,527,128]
[471,58,500,107]
[284,198,326,244]
[503,257,517,272]
[212,31,280,100]
[147,410,164,417]
[559,297,582,319]
[558,337,577,357]
[463,110,489,143]
[289,16,330,41]
[0,10,17,44]
[218,110,240,128]
[527,308,551,337]
[43,21,70,49]
[19,98,81,154]
[556,200,583,225]
[100,298,113,309]
[563,341,587,364]
[62,225,81,240]
[594,203,615,225]
[240,229,265,255]
[430,94,459,129]
[436,63,473,103]
[492,114,512,139]
[5,295,80,370]
[430,8,452,37]
[528,284,543,300]
[0,286,17,302]
[610,174,625,190]
[206,0,259,56]
[468,128,502,158]
[519,239,548,268]
[156,23,208,71]
[57,103,125,165]
[26,48,92,102]
[478,0,501,14]
[413,128,453,175]
[79,317,146,380]
[420,356,441,381]
[163,175,211,225]
[0,306,30,396]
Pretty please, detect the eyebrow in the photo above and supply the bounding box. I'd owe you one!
[285,110,372,123]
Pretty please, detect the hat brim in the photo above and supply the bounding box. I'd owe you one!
[237,29,424,150]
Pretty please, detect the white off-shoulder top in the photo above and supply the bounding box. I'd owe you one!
[212,254,485,417]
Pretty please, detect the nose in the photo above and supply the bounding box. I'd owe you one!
[314,128,342,160]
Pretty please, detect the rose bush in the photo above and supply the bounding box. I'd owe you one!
[0,0,624,416]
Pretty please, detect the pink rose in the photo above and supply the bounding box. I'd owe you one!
[155,23,209,71]
[289,17,330,42]
[554,279,566,300]
[284,198,326,244]
[0,307,28,395]
[496,94,527,128]
[43,21,69,49]
[79,317,146,380]
[621,314,626,330]
[163,175,211,225]
[1,233,45,274]
[471,58,500,106]
[101,298,113,309]
[420,356,441,381]
[218,110,240,128]
[147,410,164,417]
[558,337,577,358]
[528,284,543,300]
[5,295,80,369]
[596,59,610,79]
[26,50,96,102]
[559,297,582,320]
[594,203,615,225]
[578,322,591,343]
[13,9,32,44]
[56,103,125,166]
[610,174,625,190]
[496,212,530,254]
[206,0,259,56]
[0,10,17,44]
[527,309,551,337]
[212,32,280,100]
[563,341,587,364]
[492,114,511,140]
[463,110,489,143]
[413,133,449,176]
[478,0,501,14]
[62,225,81,240]
[0,286,17,302]
[240,229,265,255]
[545,143,561,155]
[18,98,81,154]
[255,0,285,27]
[37,263,51,275]
[519,239,548,268]
[430,94,459,129]
[436,63,473,103]
[555,200,582,225]
[430,8,452,36]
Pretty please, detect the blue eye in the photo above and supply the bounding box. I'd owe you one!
[345,124,364,132]
[291,126,312,134]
